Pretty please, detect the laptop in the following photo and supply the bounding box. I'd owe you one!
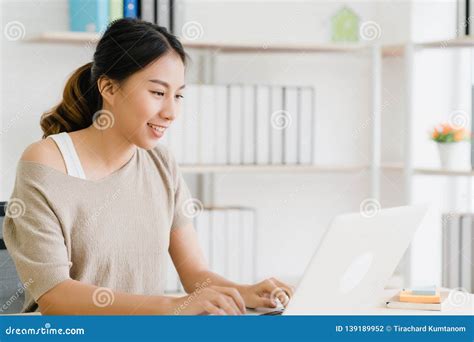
[255,205,428,315]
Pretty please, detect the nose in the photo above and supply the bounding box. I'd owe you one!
[160,96,177,122]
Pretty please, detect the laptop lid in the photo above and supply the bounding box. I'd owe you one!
[283,205,428,315]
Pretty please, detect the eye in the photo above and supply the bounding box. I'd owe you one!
[150,91,165,96]
[175,94,184,99]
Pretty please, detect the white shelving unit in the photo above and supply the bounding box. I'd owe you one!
[27,31,474,287]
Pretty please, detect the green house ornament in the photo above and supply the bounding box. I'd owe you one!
[331,6,360,42]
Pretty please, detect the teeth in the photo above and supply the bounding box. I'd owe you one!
[147,123,165,132]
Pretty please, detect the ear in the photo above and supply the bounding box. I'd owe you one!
[97,76,119,106]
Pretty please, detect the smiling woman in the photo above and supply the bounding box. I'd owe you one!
[2,18,293,316]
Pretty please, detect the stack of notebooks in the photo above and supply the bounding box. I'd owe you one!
[165,207,256,293]
[386,286,448,311]
[68,0,182,33]
[161,83,316,166]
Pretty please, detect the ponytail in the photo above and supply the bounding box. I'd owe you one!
[40,62,101,138]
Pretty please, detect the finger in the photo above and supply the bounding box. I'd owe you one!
[215,296,239,315]
[215,286,246,313]
[202,301,226,316]
[254,296,278,308]
[270,278,295,298]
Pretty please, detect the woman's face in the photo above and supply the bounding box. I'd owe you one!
[111,52,185,150]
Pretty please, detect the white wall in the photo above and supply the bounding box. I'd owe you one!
[1,0,469,287]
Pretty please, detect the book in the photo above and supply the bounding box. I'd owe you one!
[214,85,229,165]
[270,86,284,164]
[109,0,124,22]
[140,0,155,23]
[386,291,449,311]
[228,85,243,165]
[211,209,228,277]
[69,0,109,33]
[255,85,271,165]
[399,289,441,303]
[156,0,170,30]
[182,84,200,165]
[195,209,211,265]
[199,85,216,164]
[283,87,298,164]
[124,0,138,18]
[299,87,315,164]
[242,85,256,164]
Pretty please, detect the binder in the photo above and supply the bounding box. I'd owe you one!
[156,0,170,30]
[242,85,256,164]
[241,209,256,283]
[283,87,298,164]
[199,85,216,164]
[140,0,155,23]
[164,253,179,293]
[124,0,138,18]
[228,85,243,165]
[69,0,109,33]
[211,209,228,277]
[227,208,242,282]
[109,0,124,22]
[167,103,185,164]
[195,210,211,266]
[298,87,314,164]
[255,85,271,165]
[182,84,200,165]
[214,85,228,165]
[270,86,284,164]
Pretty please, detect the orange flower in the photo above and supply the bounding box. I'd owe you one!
[432,130,439,139]
[441,123,452,134]
[454,129,466,142]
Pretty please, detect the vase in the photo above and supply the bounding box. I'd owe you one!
[437,142,469,170]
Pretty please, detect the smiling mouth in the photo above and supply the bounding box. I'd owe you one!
[147,123,166,132]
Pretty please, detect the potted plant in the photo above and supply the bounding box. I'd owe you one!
[430,123,470,170]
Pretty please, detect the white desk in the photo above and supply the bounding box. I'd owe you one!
[4,288,472,316]
[247,287,474,315]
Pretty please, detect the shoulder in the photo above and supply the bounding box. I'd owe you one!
[20,137,66,174]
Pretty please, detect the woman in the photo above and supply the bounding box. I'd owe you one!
[2,18,293,315]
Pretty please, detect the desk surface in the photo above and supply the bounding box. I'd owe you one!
[4,288,473,316]
[248,288,474,315]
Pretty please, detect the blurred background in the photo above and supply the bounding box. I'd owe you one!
[1,0,473,308]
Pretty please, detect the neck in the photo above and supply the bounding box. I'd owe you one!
[80,124,137,170]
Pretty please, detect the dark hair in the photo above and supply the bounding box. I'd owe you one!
[40,18,189,138]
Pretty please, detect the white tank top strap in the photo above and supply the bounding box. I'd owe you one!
[48,132,87,179]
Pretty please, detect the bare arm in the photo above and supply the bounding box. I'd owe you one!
[169,222,295,309]
[37,279,178,315]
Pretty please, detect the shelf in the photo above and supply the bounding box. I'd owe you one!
[413,168,474,177]
[28,31,393,56]
[383,37,474,57]
[27,32,474,57]
[180,164,367,174]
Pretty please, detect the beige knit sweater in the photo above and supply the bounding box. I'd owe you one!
[2,144,193,312]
